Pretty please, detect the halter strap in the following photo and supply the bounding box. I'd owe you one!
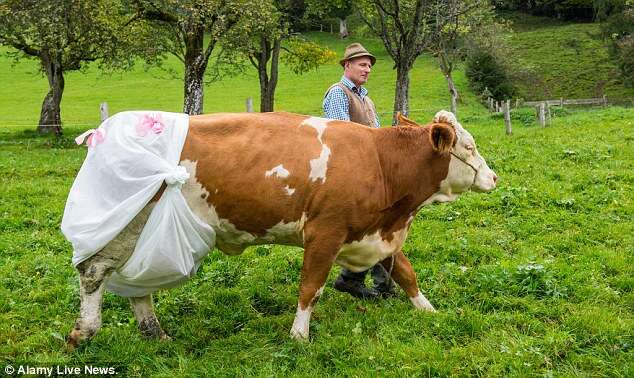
[450,151,479,189]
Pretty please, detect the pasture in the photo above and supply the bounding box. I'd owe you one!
[1,31,633,376]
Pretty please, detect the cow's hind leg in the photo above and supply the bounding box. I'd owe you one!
[66,257,114,350]
[129,295,169,340]
[291,223,345,341]
[66,205,154,350]
[380,251,436,312]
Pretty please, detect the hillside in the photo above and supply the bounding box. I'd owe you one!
[502,12,634,104]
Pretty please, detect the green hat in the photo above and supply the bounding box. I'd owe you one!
[339,43,376,66]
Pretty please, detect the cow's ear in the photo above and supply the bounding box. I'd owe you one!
[429,123,455,153]
[396,112,420,127]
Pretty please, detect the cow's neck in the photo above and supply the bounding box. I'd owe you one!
[374,126,451,211]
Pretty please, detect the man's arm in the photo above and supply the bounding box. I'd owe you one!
[323,86,350,121]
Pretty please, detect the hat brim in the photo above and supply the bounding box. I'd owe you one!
[340,52,376,66]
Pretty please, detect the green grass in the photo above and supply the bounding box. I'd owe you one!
[1,29,633,376]
[504,13,634,104]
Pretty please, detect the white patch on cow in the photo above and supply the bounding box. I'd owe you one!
[262,213,307,246]
[410,291,436,312]
[179,159,256,255]
[300,117,330,144]
[309,144,330,183]
[335,227,409,272]
[265,164,290,179]
[284,185,295,196]
[214,189,218,194]
[290,284,324,340]
[290,305,312,340]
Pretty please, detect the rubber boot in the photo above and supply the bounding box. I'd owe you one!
[333,268,378,299]
[371,264,397,297]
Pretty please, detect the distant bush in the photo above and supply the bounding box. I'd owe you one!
[601,6,634,86]
[465,49,516,100]
[492,0,626,21]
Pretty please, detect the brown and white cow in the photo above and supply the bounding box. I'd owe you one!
[66,110,497,348]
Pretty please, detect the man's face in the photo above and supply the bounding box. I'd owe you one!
[344,56,372,87]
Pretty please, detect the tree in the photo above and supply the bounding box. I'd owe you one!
[356,0,445,124]
[0,0,134,134]
[223,0,335,112]
[130,0,241,115]
[427,0,501,115]
[306,0,354,39]
[601,2,633,87]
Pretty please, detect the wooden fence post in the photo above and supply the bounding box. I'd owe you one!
[538,102,546,128]
[246,97,253,112]
[100,102,109,122]
[503,100,512,135]
[546,102,551,125]
[560,98,564,108]
[602,95,608,107]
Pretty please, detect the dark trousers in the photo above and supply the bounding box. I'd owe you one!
[339,264,393,290]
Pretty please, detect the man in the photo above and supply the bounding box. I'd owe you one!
[322,43,396,299]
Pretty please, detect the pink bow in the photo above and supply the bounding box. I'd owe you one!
[75,129,105,147]
[136,113,165,137]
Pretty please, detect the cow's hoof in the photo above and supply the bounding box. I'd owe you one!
[410,292,436,312]
[65,329,82,352]
[159,332,172,341]
[139,318,170,340]
[290,328,309,341]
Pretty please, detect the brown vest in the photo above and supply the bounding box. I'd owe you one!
[325,83,378,127]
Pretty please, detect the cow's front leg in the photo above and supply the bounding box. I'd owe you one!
[129,295,170,340]
[291,226,345,341]
[380,251,436,312]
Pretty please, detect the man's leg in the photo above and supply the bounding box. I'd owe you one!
[371,262,397,297]
[333,268,378,299]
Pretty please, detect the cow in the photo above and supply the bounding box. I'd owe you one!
[66,110,497,349]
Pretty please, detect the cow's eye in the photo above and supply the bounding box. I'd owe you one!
[465,145,475,152]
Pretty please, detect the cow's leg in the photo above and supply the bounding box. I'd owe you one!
[66,258,113,350]
[66,204,154,350]
[129,294,169,340]
[380,251,436,312]
[290,226,345,341]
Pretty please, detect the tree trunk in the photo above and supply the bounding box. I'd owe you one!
[445,72,458,116]
[339,18,349,39]
[392,63,411,125]
[438,54,459,116]
[183,24,206,115]
[258,38,281,112]
[38,51,64,135]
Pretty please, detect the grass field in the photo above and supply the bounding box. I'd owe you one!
[1,26,633,377]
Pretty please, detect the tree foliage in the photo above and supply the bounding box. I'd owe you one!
[492,0,626,21]
[0,0,135,134]
[427,0,503,114]
[356,0,439,121]
[600,1,634,86]
[128,0,242,114]
[357,0,490,122]
[222,0,335,112]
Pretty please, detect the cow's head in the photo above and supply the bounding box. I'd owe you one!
[397,111,497,198]
[431,110,497,194]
